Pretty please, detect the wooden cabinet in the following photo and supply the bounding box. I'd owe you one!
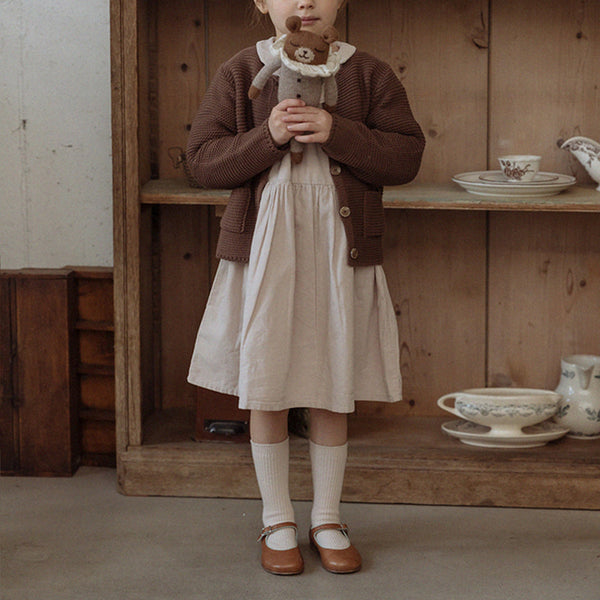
[111,0,600,507]
[0,267,116,474]
[0,270,79,476]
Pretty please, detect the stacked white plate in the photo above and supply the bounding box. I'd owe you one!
[452,171,576,198]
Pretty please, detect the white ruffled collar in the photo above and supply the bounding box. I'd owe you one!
[256,36,356,76]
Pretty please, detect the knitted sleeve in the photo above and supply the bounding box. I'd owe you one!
[321,53,425,187]
[186,53,287,189]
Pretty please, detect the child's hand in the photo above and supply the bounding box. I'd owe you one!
[268,99,306,146]
[283,106,334,144]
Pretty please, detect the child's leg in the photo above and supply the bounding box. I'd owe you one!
[309,408,348,446]
[308,409,351,550]
[250,409,297,551]
[250,408,289,444]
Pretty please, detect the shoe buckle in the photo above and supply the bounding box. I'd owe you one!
[257,522,298,543]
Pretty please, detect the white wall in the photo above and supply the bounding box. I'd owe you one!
[0,0,113,269]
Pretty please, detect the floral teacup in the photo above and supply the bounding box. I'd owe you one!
[498,155,541,182]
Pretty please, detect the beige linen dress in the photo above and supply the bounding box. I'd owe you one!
[187,40,402,413]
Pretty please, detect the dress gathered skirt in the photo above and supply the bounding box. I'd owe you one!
[188,143,402,413]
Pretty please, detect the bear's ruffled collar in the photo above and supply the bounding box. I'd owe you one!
[256,36,356,77]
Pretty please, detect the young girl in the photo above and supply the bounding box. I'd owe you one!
[187,0,425,576]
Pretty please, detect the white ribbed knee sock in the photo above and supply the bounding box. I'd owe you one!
[251,438,296,550]
[310,440,351,550]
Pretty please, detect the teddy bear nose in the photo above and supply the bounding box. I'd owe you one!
[294,47,315,63]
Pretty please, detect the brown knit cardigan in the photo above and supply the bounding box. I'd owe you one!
[186,45,425,266]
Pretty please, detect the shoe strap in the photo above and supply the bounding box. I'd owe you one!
[257,521,298,542]
[311,523,350,539]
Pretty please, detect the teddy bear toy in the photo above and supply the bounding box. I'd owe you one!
[249,15,341,164]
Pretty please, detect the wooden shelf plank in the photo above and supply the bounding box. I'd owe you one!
[118,411,600,508]
[384,182,600,212]
[77,364,115,376]
[140,178,229,205]
[140,178,600,212]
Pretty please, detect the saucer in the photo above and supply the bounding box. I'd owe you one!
[441,419,569,448]
[452,171,576,198]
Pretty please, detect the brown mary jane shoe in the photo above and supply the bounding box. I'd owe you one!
[309,523,362,574]
[258,522,304,576]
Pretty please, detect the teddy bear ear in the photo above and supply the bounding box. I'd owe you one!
[285,15,302,33]
[321,26,339,44]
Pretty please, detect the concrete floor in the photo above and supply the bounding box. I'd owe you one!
[1,468,599,600]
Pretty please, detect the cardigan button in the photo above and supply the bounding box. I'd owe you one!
[350,248,359,260]
[330,164,342,176]
[339,206,351,218]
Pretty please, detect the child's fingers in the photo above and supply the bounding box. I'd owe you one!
[286,121,316,132]
[286,114,330,131]
[276,98,306,111]
[284,116,314,126]
[283,113,323,127]
[284,105,320,114]
[291,124,331,144]
[284,107,330,124]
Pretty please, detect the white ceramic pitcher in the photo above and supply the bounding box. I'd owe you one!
[554,354,600,439]
[560,137,600,191]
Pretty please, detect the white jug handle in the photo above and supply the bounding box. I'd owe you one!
[576,365,593,391]
[437,393,462,418]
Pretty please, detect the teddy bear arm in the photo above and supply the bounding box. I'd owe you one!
[249,61,280,99]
